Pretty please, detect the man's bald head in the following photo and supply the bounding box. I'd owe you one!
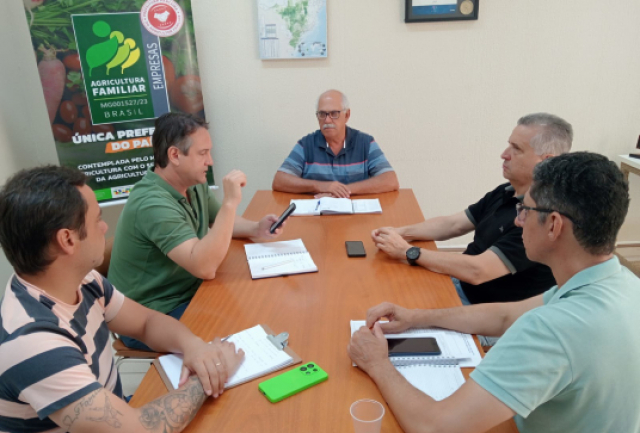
[317,90,350,111]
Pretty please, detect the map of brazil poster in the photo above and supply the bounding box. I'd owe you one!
[258,0,327,59]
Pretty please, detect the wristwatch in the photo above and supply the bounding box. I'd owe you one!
[406,247,421,266]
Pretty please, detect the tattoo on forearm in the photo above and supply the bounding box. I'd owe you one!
[88,392,124,427]
[139,376,206,432]
[63,389,124,429]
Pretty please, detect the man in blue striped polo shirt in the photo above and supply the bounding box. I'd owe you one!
[272,90,399,198]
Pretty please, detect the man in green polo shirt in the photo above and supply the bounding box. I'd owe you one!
[109,113,284,350]
[349,152,640,433]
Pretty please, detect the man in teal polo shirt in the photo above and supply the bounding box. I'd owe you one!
[349,152,640,433]
[109,113,284,350]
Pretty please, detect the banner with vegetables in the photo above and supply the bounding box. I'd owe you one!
[26,0,209,203]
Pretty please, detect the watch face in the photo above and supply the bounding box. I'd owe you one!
[407,247,420,260]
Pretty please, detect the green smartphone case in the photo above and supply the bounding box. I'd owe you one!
[258,362,328,403]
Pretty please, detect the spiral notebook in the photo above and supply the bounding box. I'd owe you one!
[396,362,465,401]
[244,239,318,279]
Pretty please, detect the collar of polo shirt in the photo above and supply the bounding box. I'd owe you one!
[326,141,346,149]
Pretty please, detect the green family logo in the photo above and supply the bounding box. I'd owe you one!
[72,12,169,125]
[86,21,141,76]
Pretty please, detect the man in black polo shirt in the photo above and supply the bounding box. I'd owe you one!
[372,113,572,305]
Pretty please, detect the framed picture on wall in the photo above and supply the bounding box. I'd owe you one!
[405,0,479,23]
[257,0,328,59]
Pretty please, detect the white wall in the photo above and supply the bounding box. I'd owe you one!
[189,0,640,243]
[0,1,60,296]
[1,0,640,297]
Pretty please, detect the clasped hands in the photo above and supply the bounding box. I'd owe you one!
[371,227,412,260]
[314,181,351,198]
[348,302,415,374]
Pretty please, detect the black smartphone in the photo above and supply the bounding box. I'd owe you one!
[387,337,441,356]
[345,241,366,257]
[270,203,296,234]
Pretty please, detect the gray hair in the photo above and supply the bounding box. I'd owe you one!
[517,113,573,156]
[316,90,350,111]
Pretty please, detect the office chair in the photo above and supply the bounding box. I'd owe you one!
[94,238,159,371]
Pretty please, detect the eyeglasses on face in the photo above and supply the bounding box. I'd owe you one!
[515,202,580,227]
[316,110,345,120]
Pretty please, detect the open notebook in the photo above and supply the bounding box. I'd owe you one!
[154,325,301,390]
[244,239,318,279]
[290,198,382,216]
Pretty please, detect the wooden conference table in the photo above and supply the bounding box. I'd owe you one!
[130,189,518,433]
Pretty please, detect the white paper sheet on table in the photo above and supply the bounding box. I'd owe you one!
[396,363,465,401]
[158,325,294,390]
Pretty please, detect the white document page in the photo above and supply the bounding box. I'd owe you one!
[247,254,318,279]
[350,320,481,368]
[317,197,354,214]
[290,199,320,216]
[224,325,293,387]
[244,239,317,279]
[397,364,465,401]
[244,239,308,259]
[158,353,183,390]
[157,325,293,390]
[351,199,382,214]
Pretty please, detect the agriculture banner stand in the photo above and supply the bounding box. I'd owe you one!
[25,0,211,204]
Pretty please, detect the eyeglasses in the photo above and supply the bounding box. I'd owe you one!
[316,110,345,120]
[516,202,580,227]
